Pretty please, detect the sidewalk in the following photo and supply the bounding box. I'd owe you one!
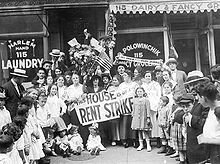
[50,146,177,164]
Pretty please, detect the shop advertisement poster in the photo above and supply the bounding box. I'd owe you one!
[2,38,44,81]
[74,91,134,126]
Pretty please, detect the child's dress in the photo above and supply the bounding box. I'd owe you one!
[55,135,69,153]
[131,97,151,131]
[0,153,13,164]
[0,106,11,130]
[68,133,84,151]
[86,134,106,151]
[46,95,67,117]
[25,114,45,161]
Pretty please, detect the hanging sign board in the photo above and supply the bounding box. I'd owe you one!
[2,38,44,81]
[110,1,220,14]
[115,42,163,68]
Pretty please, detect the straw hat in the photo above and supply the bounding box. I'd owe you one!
[184,70,210,85]
[49,49,62,57]
[10,69,28,78]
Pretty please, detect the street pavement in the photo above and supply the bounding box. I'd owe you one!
[50,146,177,164]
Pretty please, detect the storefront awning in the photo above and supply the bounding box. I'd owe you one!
[110,0,220,14]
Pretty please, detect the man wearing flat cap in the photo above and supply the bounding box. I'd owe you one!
[176,70,210,164]
[3,69,27,118]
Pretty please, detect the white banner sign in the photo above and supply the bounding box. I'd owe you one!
[110,1,220,14]
[75,91,134,126]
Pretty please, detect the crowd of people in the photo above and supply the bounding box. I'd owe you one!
[0,33,220,164]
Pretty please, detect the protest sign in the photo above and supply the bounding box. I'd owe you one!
[74,91,134,126]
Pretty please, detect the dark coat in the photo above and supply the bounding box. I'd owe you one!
[3,80,25,118]
[186,101,209,164]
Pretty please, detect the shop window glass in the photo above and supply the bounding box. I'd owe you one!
[116,12,163,30]
[114,32,164,71]
[213,10,220,25]
[0,38,43,82]
[0,15,43,34]
[214,30,220,64]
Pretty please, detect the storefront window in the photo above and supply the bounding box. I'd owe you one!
[0,15,43,34]
[0,38,43,83]
[115,32,164,71]
[214,29,220,64]
[116,12,163,30]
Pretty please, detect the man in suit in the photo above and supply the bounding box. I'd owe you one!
[3,69,27,118]
[183,70,210,164]
[166,58,187,98]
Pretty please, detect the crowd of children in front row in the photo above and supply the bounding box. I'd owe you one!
[0,86,106,164]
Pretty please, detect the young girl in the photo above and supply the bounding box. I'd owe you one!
[67,124,83,155]
[54,129,71,158]
[0,134,14,164]
[46,84,67,118]
[18,97,45,164]
[157,96,170,154]
[86,123,106,155]
[0,86,11,130]
[2,123,23,164]
[131,87,152,151]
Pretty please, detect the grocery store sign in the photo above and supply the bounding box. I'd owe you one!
[110,1,220,14]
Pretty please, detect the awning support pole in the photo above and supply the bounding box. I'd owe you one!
[163,13,169,62]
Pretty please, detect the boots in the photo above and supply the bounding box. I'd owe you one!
[146,139,152,152]
[165,146,175,156]
[137,140,144,151]
[157,145,167,154]
[156,137,162,148]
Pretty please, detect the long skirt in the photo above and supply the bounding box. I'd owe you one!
[150,110,159,138]
[110,118,120,141]
[119,115,136,140]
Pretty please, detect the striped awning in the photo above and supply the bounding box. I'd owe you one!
[110,0,220,14]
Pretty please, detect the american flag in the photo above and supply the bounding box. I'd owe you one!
[95,51,113,71]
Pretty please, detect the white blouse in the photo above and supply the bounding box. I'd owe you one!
[46,95,67,117]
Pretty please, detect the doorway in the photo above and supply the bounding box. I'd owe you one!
[173,33,200,74]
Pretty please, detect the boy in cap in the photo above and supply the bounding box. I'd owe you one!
[178,70,210,164]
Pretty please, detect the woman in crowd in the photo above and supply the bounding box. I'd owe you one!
[133,66,143,86]
[108,74,122,146]
[162,69,177,89]
[141,71,161,147]
[44,75,54,95]
[118,69,138,148]
[56,75,68,101]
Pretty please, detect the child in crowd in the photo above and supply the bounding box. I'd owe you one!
[54,129,71,158]
[17,96,45,164]
[0,134,14,164]
[86,123,106,155]
[46,84,67,118]
[67,124,83,155]
[162,81,174,107]
[131,87,152,151]
[157,96,170,154]
[2,123,23,164]
[0,86,11,131]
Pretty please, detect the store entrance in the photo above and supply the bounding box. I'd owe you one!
[173,33,199,74]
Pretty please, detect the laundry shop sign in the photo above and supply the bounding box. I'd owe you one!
[2,39,43,70]
[116,42,163,67]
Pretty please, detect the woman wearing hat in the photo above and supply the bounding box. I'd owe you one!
[0,86,11,130]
